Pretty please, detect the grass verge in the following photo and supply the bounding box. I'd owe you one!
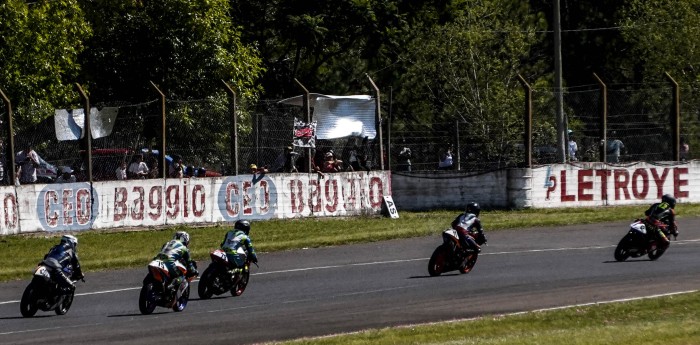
[2,204,699,282]
[272,291,700,345]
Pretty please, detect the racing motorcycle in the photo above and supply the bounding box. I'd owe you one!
[428,229,486,276]
[138,259,197,315]
[20,264,83,317]
[614,219,672,262]
[198,248,252,299]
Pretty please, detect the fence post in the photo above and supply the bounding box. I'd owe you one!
[295,78,312,173]
[0,89,16,185]
[222,80,238,175]
[593,73,607,163]
[387,87,392,171]
[366,74,385,170]
[150,81,167,178]
[455,120,461,171]
[665,72,680,161]
[517,74,532,168]
[75,83,93,184]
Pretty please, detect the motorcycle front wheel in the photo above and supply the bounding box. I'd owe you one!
[647,242,668,261]
[19,283,38,317]
[139,282,158,315]
[197,266,216,300]
[614,235,633,262]
[428,245,448,276]
[232,269,250,297]
[55,289,74,315]
[459,253,478,274]
[172,283,190,312]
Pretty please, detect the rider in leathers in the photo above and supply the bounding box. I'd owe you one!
[451,202,486,254]
[153,231,198,286]
[221,220,258,275]
[644,194,678,248]
[42,235,83,293]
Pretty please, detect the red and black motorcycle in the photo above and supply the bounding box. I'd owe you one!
[138,259,197,315]
[428,229,486,276]
[614,219,673,261]
[197,249,253,299]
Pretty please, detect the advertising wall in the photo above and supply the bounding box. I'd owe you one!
[0,171,391,235]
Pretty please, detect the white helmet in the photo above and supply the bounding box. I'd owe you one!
[173,231,190,247]
[61,235,78,249]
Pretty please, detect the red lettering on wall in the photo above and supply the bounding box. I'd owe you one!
[192,184,205,217]
[631,169,649,199]
[595,170,610,200]
[369,177,383,208]
[289,180,304,214]
[76,189,91,225]
[577,169,593,201]
[3,194,16,228]
[546,175,556,200]
[166,185,180,219]
[614,170,631,200]
[309,180,322,212]
[650,168,669,199]
[183,182,189,218]
[131,186,144,221]
[325,179,339,213]
[674,167,689,198]
[149,186,163,220]
[560,171,575,202]
[242,181,253,215]
[45,191,58,227]
[260,180,270,213]
[226,182,239,217]
[62,190,74,225]
[114,187,127,221]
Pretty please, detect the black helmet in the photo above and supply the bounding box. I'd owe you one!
[465,202,481,217]
[662,194,676,208]
[173,231,190,247]
[234,220,251,235]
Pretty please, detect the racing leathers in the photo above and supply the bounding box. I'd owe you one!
[42,242,83,292]
[221,230,258,272]
[644,201,677,246]
[153,239,197,286]
[451,212,485,253]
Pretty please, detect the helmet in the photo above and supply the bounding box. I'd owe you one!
[465,202,481,217]
[234,219,251,235]
[173,231,190,247]
[662,194,677,208]
[61,235,78,250]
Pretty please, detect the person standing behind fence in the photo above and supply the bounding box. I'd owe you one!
[397,145,412,172]
[16,145,40,184]
[568,130,578,162]
[680,139,689,161]
[438,146,454,170]
[606,133,625,163]
[116,161,127,180]
[128,154,149,179]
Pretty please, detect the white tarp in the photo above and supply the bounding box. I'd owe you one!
[54,107,119,141]
[279,94,376,140]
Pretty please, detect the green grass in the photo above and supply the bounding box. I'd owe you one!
[3,204,699,282]
[271,291,700,345]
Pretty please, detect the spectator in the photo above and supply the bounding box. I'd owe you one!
[250,164,268,174]
[568,130,578,162]
[680,139,690,161]
[16,144,40,184]
[397,145,412,172]
[321,151,344,173]
[348,145,361,171]
[606,133,625,163]
[273,146,299,173]
[170,157,184,178]
[438,146,454,170]
[55,167,76,184]
[0,139,5,185]
[116,161,127,180]
[128,154,149,179]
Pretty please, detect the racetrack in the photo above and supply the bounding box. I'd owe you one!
[2,218,700,345]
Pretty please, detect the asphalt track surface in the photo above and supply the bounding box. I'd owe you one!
[2,218,700,345]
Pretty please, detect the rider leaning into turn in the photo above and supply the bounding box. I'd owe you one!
[221,220,258,275]
[42,234,84,293]
[451,202,486,254]
[154,231,198,285]
[644,194,679,247]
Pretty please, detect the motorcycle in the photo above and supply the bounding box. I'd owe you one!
[20,264,83,317]
[614,219,672,261]
[138,259,197,315]
[428,229,486,276]
[198,248,252,299]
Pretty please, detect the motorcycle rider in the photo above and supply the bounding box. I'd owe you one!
[153,231,198,287]
[644,194,678,247]
[221,220,258,276]
[41,234,84,293]
[451,202,486,254]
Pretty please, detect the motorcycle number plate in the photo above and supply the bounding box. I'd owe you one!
[213,250,227,261]
[34,266,50,279]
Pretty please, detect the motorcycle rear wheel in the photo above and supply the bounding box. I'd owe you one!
[55,290,74,315]
[19,283,38,317]
[197,266,215,300]
[139,282,157,315]
[428,245,447,276]
[614,235,632,262]
[232,269,249,297]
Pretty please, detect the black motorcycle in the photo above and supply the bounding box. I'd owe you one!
[20,264,82,317]
[614,219,672,261]
[139,259,197,315]
[198,249,252,299]
[428,229,486,276]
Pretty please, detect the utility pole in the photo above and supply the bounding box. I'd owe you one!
[554,0,566,163]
